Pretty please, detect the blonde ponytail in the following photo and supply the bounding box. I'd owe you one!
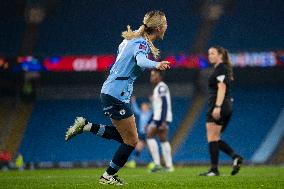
[121,10,165,59]
[121,25,146,40]
[143,33,160,59]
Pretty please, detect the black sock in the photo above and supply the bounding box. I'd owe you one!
[106,143,135,175]
[90,123,123,143]
[218,140,236,159]
[209,141,219,171]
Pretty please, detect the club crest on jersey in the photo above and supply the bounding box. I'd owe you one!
[139,44,147,51]
[119,109,126,115]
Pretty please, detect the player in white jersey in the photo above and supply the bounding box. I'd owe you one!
[147,69,174,172]
[65,11,170,185]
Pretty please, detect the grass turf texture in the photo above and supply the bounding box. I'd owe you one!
[0,166,283,189]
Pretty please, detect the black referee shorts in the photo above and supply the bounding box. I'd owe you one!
[206,98,233,132]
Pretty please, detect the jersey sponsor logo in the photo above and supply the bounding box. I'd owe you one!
[103,106,113,111]
[119,109,126,115]
[104,111,112,118]
[217,75,225,82]
[139,44,147,51]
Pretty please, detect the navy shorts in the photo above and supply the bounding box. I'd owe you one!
[100,93,133,120]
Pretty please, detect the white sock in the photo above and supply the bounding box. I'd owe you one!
[161,141,173,168]
[147,138,160,166]
[83,122,92,131]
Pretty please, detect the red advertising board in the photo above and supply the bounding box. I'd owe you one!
[44,55,116,72]
[11,51,284,72]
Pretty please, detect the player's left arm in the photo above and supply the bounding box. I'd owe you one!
[216,82,226,107]
[212,68,227,120]
[131,97,141,115]
[134,42,170,70]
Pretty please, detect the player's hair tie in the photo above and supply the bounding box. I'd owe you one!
[143,23,148,28]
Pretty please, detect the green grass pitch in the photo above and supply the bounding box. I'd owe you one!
[0,166,283,188]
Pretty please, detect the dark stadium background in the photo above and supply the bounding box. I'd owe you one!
[0,0,284,170]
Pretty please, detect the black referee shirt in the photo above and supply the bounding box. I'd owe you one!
[208,63,231,105]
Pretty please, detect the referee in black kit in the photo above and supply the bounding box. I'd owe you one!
[200,46,243,176]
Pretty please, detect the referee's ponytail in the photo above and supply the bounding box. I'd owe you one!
[121,10,166,59]
[212,46,234,81]
[223,49,234,81]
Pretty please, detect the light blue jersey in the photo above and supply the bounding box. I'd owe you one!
[101,37,158,103]
[132,100,152,134]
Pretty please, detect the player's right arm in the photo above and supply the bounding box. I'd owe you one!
[131,96,141,115]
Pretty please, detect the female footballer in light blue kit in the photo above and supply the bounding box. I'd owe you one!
[65,10,170,185]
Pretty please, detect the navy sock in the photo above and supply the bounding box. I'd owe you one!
[134,150,141,160]
[218,140,236,159]
[134,150,141,158]
[209,141,219,171]
[106,143,135,175]
[90,123,123,143]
